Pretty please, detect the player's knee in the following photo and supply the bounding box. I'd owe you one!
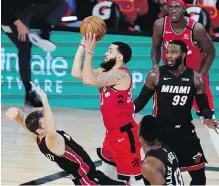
[189,168,206,185]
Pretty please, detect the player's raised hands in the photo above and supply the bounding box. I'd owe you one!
[201,117,219,134]
[84,32,96,53]
[6,107,19,120]
[30,81,47,101]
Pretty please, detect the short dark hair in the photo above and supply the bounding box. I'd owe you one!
[112,42,132,63]
[139,115,159,142]
[169,40,188,54]
[25,110,44,135]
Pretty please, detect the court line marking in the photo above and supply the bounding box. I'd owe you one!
[19,160,219,185]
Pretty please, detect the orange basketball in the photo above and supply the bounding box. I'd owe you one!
[80,16,107,41]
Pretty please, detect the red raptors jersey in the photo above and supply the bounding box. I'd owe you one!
[99,67,136,131]
[162,16,205,72]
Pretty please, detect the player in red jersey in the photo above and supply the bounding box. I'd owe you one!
[71,33,143,184]
[152,0,216,116]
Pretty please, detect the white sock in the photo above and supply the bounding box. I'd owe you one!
[129,176,145,185]
[100,161,118,180]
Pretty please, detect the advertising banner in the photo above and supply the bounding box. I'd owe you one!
[1,31,219,118]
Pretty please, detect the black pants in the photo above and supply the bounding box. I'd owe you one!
[2,0,68,95]
[158,124,207,185]
[159,127,207,169]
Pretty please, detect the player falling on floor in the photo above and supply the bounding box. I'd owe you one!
[71,33,143,184]
[134,40,219,185]
[139,115,184,185]
[5,81,129,186]
[151,0,219,157]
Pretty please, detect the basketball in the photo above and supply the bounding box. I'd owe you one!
[80,16,107,41]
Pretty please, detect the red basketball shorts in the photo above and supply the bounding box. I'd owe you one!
[97,123,142,181]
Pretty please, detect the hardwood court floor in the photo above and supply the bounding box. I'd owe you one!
[1,106,219,185]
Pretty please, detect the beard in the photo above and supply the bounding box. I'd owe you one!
[167,56,183,71]
[100,58,116,72]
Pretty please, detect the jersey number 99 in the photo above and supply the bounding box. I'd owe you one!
[172,95,188,106]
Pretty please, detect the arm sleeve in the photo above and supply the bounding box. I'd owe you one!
[195,94,214,119]
[134,85,155,113]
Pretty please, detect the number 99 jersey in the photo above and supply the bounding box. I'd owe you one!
[153,66,196,124]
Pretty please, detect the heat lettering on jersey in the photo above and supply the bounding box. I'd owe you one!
[168,152,176,164]
[166,166,173,185]
[161,85,191,94]
[166,152,184,185]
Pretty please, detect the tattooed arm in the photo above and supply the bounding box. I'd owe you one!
[83,67,129,87]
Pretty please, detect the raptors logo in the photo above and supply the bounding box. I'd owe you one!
[131,158,140,168]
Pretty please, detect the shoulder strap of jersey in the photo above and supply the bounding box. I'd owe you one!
[145,147,168,167]
[161,16,167,38]
[187,17,196,30]
[57,130,71,142]
[120,67,130,74]
[187,68,195,87]
[187,17,198,45]
[159,65,168,75]
[37,136,49,152]
[37,136,46,146]
[163,16,169,36]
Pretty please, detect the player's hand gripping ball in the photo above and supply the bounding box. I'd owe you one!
[80,16,107,41]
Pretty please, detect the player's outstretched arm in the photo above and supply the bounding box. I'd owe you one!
[194,72,219,133]
[142,156,166,185]
[151,18,164,69]
[193,23,216,75]
[5,107,37,141]
[134,69,158,113]
[30,82,58,148]
[71,38,86,80]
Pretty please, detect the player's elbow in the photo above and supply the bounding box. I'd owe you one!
[211,47,216,59]
[206,45,216,58]
[83,79,94,86]
[152,44,161,52]
[71,69,82,80]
